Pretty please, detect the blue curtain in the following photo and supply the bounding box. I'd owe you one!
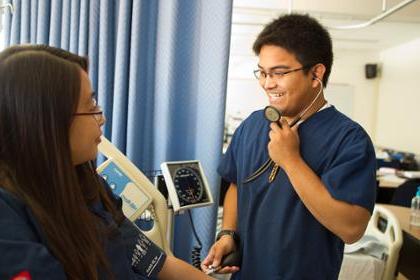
[2,0,233,262]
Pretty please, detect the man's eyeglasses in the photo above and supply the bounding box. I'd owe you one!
[73,97,104,123]
[253,65,311,81]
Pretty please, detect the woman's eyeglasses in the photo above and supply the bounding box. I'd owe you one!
[73,97,104,123]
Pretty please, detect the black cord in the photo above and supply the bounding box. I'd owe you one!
[187,209,203,270]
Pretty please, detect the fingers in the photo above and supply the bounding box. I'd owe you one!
[269,122,281,141]
[217,266,240,274]
[278,118,290,130]
[210,246,226,268]
[202,237,241,276]
[270,119,290,131]
[269,119,290,141]
[270,122,281,132]
[201,242,230,274]
[202,248,214,267]
[200,262,210,272]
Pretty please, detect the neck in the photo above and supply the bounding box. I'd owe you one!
[300,94,327,121]
[284,93,327,126]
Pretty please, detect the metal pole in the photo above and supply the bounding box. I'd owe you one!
[328,0,417,30]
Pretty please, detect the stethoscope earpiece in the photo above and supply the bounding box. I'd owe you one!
[313,76,322,84]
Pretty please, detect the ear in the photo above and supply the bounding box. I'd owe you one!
[311,63,326,88]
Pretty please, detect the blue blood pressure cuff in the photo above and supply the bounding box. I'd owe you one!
[100,177,167,278]
[119,217,166,278]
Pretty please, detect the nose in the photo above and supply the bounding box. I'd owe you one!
[98,114,106,127]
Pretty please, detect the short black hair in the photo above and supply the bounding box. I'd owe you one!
[253,14,333,86]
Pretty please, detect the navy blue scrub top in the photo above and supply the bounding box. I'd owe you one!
[0,180,166,279]
[219,106,377,279]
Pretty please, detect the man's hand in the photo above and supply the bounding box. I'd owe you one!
[201,235,240,274]
[268,119,301,169]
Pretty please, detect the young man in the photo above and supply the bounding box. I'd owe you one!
[202,14,376,279]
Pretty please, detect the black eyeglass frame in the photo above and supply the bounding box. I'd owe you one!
[73,111,103,116]
[73,96,104,122]
[253,65,312,80]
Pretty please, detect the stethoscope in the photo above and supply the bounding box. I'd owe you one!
[243,77,324,184]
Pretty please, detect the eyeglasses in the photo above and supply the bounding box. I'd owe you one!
[253,65,311,81]
[73,97,104,123]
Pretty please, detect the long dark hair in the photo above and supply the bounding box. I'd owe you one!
[0,47,121,279]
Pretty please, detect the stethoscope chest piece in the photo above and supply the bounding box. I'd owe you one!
[264,106,281,122]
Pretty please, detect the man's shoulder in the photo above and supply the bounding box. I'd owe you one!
[245,109,265,122]
[229,109,266,138]
[321,107,370,138]
[237,109,266,131]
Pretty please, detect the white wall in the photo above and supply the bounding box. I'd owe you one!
[375,38,420,154]
[328,49,380,138]
[225,55,263,121]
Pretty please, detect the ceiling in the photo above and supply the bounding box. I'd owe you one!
[231,0,420,52]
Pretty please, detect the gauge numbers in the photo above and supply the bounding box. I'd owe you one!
[173,167,205,205]
[161,160,214,212]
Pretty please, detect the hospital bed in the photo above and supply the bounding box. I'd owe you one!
[339,205,403,280]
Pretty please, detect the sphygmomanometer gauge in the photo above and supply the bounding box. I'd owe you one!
[173,167,204,204]
[161,160,214,212]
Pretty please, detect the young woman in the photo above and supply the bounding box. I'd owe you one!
[0,45,212,280]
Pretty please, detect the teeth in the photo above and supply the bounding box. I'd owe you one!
[269,93,282,97]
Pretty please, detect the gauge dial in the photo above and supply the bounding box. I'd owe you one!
[173,167,204,205]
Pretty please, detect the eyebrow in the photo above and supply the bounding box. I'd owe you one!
[257,64,291,71]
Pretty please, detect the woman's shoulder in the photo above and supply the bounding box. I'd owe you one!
[0,188,67,279]
[0,188,43,240]
[0,188,27,222]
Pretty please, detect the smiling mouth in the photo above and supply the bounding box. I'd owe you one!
[268,92,284,98]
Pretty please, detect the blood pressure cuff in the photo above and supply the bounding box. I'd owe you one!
[99,176,167,278]
[119,218,166,279]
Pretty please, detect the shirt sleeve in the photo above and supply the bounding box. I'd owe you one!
[218,121,246,184]
[321,127,377,213]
